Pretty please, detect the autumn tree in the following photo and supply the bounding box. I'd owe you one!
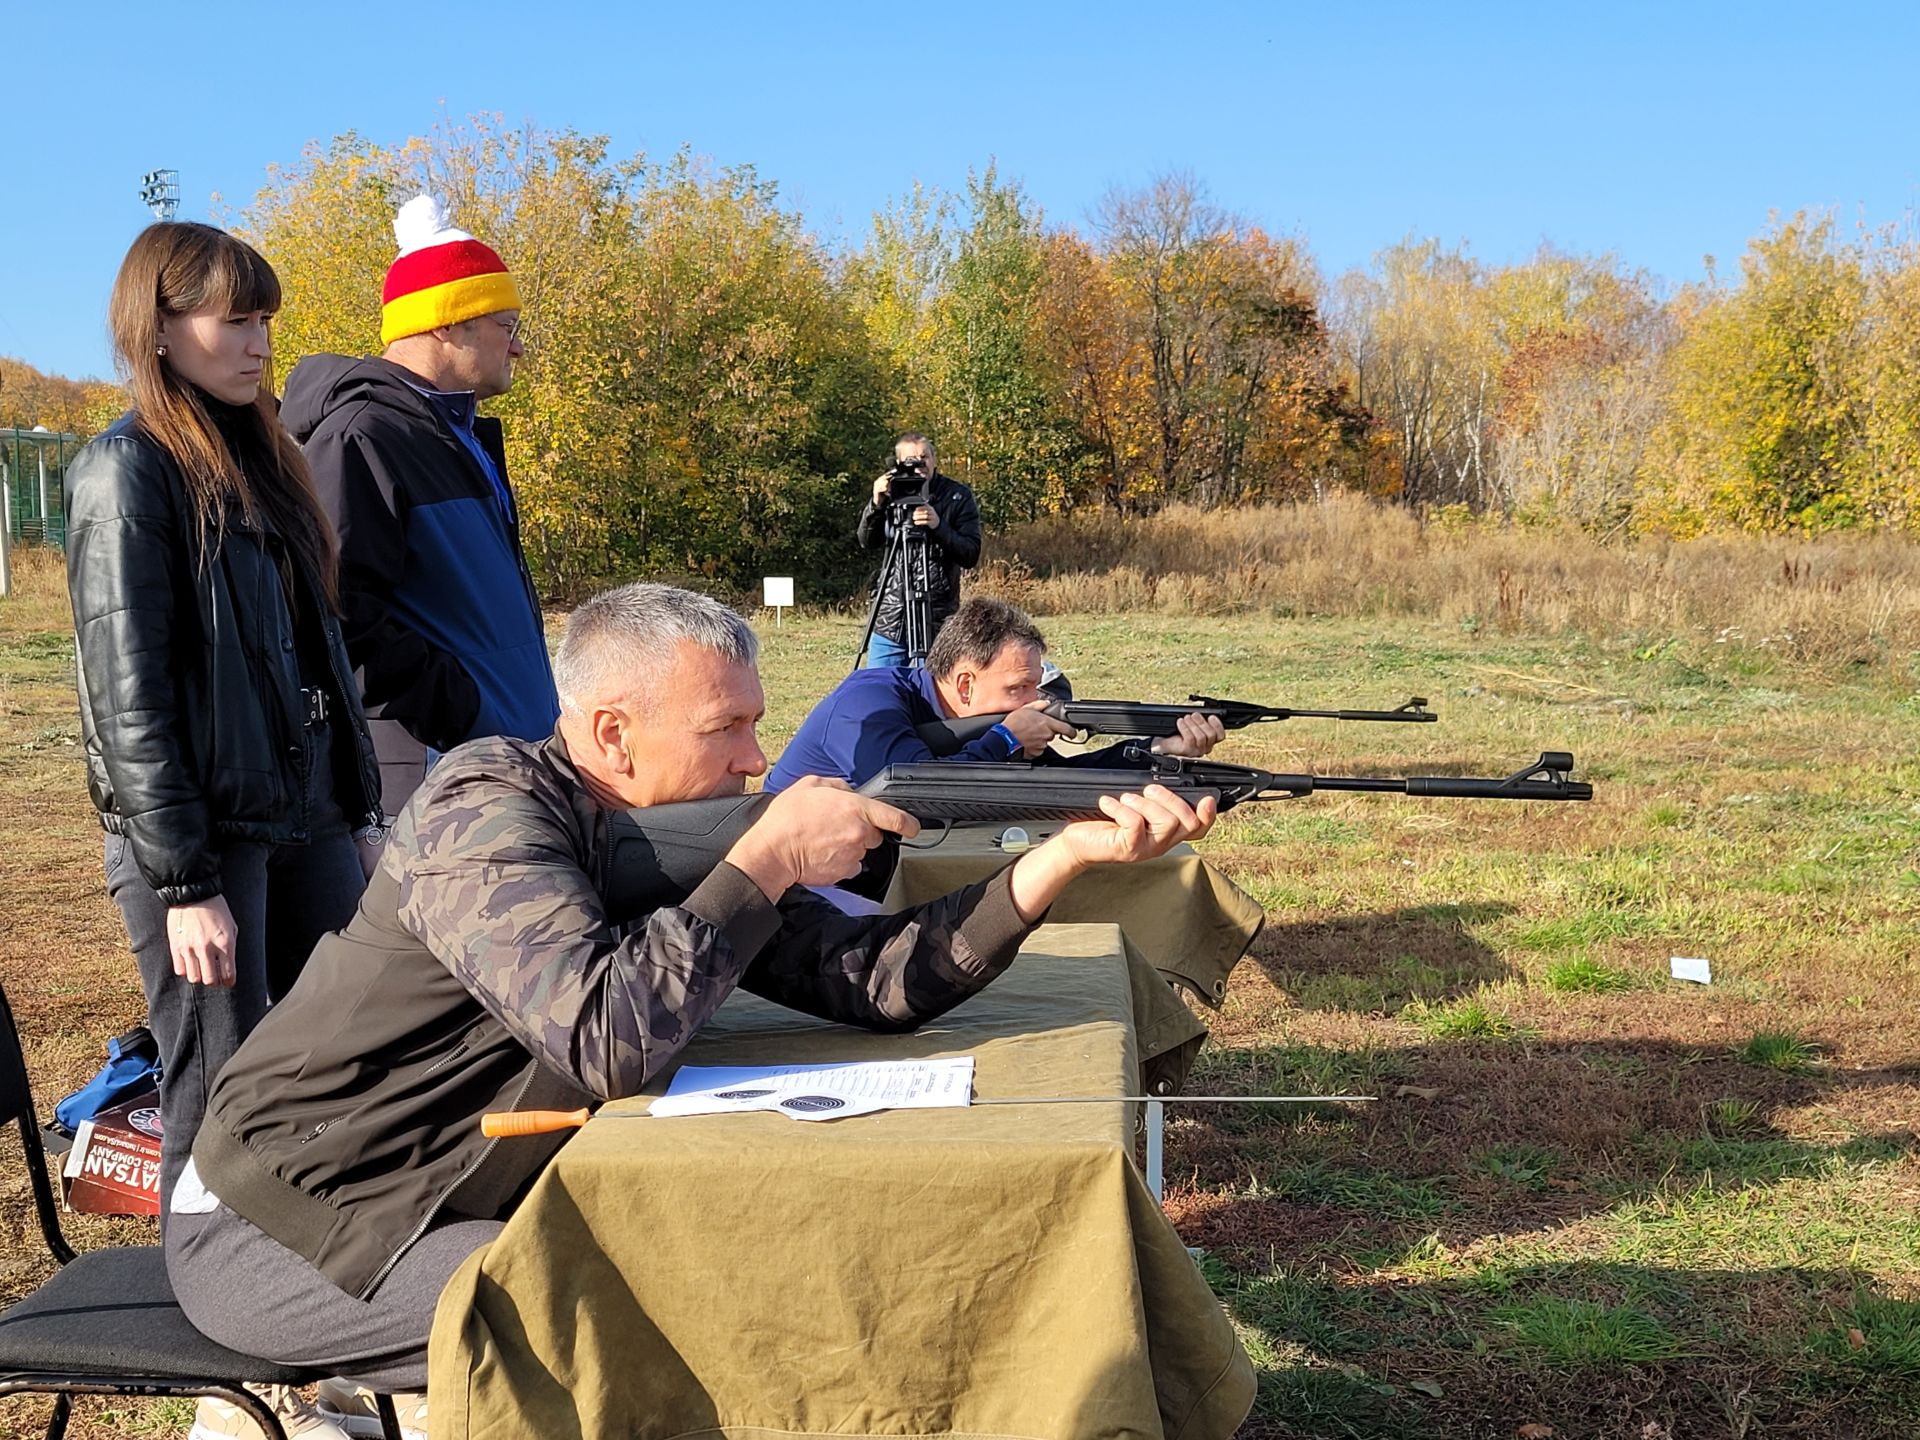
[0,358,109,437]
[1332,240,1500,509]
[1642,214,1871,534]
[1487,253,1672,527]
[1093,173,1365,512]
[618,152,891,589]
[1033,230,1144,511]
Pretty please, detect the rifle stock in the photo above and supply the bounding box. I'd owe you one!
[601,751,1591,917]
[916,695,1435,755]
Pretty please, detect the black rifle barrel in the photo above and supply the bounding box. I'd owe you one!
[600,752,1591,918]
[855,751,1591,822]
[916,695,1435,755]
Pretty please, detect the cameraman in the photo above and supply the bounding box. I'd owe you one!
[856,433,982,668]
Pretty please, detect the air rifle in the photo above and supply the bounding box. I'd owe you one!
[915,695,1436,756]
[600,749,1591,916]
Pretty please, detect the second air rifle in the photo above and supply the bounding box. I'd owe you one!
[915,695,1436,756]
[599,749,1592,916]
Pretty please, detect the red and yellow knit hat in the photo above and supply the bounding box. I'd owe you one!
[379,195,521,345]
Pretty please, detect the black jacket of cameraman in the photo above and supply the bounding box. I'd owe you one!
[855,470,982,643]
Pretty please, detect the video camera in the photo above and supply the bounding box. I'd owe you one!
[883,456,930,506]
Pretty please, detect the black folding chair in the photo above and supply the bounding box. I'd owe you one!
[0,982,403,1439]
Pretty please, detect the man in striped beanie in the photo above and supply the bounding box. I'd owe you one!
[283,195,559,829]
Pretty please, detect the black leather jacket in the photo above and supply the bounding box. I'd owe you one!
[855,470,982,642]
[65,413,382,905]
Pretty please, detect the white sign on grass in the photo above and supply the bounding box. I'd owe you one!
[763,576,794,627]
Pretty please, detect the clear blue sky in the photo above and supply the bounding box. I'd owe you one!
[9,1,1919,381]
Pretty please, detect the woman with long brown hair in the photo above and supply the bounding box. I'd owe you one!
[65,223,383,1235]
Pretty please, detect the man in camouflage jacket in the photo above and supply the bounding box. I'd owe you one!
[163,582,1215,1402]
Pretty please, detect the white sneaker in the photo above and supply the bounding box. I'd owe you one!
[187,1385,353,1439]
[314,1379,428,1440]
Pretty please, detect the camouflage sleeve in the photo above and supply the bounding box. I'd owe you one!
[394,760,785,1100]
[742,865,1037,1030]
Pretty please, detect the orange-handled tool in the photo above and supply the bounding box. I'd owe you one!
[481,1107,592,1138]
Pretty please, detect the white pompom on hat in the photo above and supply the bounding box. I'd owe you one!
[392,194,477,256]
[379,194,520,345]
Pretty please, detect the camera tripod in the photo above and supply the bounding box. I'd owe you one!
[854,497,939,670]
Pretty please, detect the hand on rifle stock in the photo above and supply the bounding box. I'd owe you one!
[1001,699,1077,757]
[726,776,919,900]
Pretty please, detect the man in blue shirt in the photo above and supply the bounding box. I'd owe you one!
[768,597,1225,793]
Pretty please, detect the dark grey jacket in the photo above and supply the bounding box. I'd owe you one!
[65,414,382,904]
[194,731,1035,1298]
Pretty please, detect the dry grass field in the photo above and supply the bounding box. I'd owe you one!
[2,516,1917,1439]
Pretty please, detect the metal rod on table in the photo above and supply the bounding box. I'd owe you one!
[1147,1100,1164,1201]
[481,1095,1375,1137]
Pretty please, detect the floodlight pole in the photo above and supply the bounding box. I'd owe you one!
[139,169,180,222]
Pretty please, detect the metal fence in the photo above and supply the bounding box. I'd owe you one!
[1,427,78,550]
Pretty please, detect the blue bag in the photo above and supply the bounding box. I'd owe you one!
[54,1025,161,1132]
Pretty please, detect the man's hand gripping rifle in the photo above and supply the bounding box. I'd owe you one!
[916,695,1437,756]
[601,749,1592,912]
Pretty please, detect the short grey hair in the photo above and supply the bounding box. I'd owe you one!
[554,582,759,714]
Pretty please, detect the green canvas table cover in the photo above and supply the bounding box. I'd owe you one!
[428,923,1254,1440]
[884,833,1263,1009]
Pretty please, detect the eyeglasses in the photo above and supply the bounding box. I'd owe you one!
[492,313,526,346]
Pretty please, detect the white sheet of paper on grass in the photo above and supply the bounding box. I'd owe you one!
[1670,956,1712,984]
[650,1057,975,1121]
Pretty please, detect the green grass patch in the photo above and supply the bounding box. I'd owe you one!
[1403,996,1525,1040]
[1470,1144,1562,1191]
[1572,850,1672,910]
[1649,1135,1858,1186]
[1702,1097,1763,1136]
[1507,909,1658,951]
[1808,1289,1920,1378]
[1191,1041,1405,1098]
[1261,1162,1452,1221]
[1542,956,1635,993]
[1603,1178,1920,1275]
[0,631,75,665]
[1224,811,1369,848]
[1759,859,1865,896]
[1287,953,1463,1015]
[1736,1029,1822,1071]
[1489,1295,1688,1364]
[1228,1270,1371,1357]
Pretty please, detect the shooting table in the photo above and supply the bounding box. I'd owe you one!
[884,829,1264,1008]
[426,923,1255,1440]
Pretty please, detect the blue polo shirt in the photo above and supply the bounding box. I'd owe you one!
[766,666,1021,793]
[767,666,1143,792]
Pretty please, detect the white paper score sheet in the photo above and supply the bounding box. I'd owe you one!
[650,1058,975,1121]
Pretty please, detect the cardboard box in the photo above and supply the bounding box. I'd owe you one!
[63,1088,163,1217]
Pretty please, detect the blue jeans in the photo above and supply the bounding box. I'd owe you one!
[865,632,912,669]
